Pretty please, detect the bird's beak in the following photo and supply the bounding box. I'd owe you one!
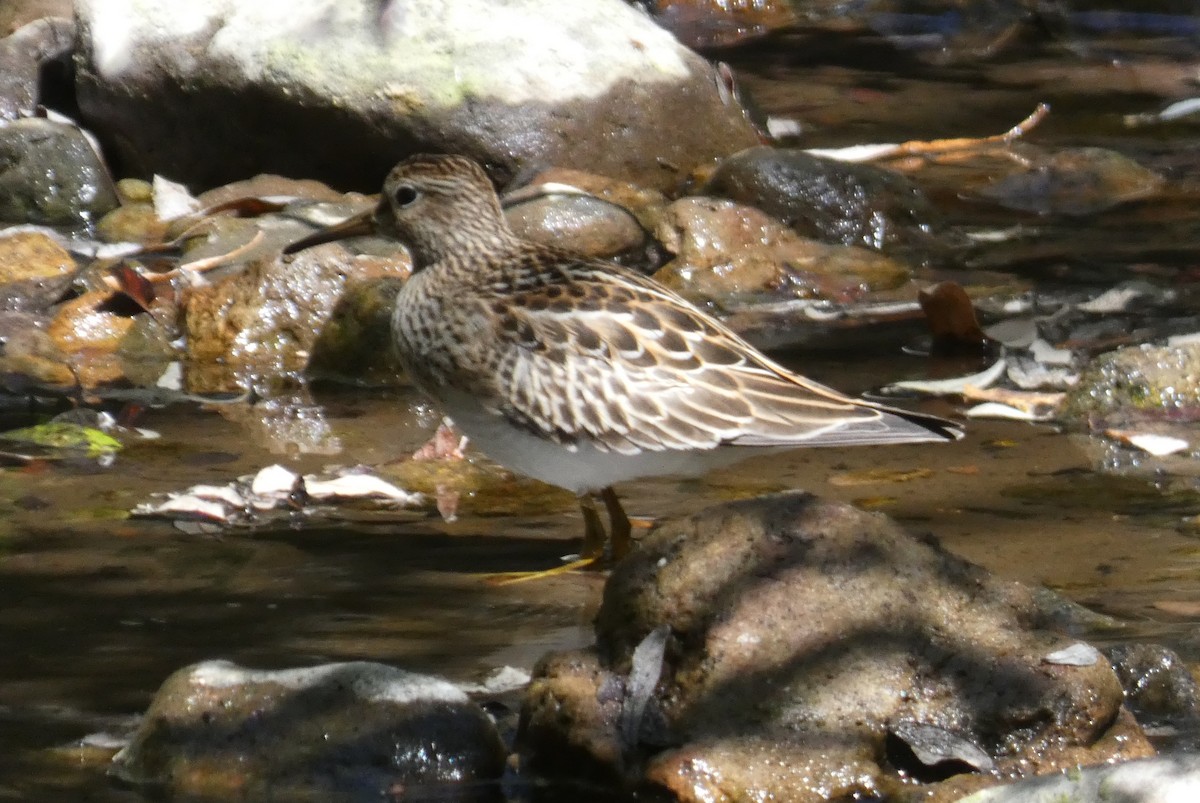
[282,207,377,255]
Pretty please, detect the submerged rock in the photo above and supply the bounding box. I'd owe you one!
[1062,343,1200,428]
[112,660,507,801]
[519,493,1151,801]
[73,0,758,193]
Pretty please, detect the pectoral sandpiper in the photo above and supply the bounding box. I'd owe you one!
[285,154,961,573]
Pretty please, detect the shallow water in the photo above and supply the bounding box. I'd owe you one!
[2,355,1198,799]
[3,22,1200,803]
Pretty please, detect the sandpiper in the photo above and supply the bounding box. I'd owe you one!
[285,154,961,573]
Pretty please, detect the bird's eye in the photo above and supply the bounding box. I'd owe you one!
[393,185,420,207]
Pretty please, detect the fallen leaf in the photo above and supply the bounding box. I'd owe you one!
[918,281,989,354]
[1105,430,1190,457]
[829,468,934,486]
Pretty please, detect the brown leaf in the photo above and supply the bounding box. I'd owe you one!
[109,263,156,312]
[918,281,989,355]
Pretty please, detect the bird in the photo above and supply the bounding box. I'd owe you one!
[284,153,962,576]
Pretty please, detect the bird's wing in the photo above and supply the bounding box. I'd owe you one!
[478,257,958,455]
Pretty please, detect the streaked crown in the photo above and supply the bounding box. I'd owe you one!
[374,154,516,270]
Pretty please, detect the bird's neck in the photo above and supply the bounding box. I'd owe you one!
[408,226,522,273]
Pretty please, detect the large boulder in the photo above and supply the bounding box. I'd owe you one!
[519,492,1153,801]
[73,0,760,192]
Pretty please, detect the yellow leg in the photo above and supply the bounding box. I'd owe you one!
[481,488,633,585]
[481,494,607,585]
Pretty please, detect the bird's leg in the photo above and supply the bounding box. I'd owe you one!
[580,492,608,560]
[600,486,632,560]
[482,493,608,585]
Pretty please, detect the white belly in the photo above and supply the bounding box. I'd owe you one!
[437,389,759,494]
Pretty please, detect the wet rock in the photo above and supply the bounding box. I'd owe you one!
[0,118,119,226]
[308,276,408,385]
[642,0,797,50]
[860,0,1033,62]
[0,230,75,311]
[45,290,136,387]
[957,754,1200,803]
[0,16,74,119]
[183,242,407,394]
[0,322,73,386]
[504,192,647,261]
[95,202,167,244]
[520,493,1149,801]
[704,146,940,254]
[653,196,911,304]
[73,0,759,193]
[1061,343,1200,428]
[524,168,668,232]
[974,147,1164,216]
[1109,644,1200,730]
[196,174,352,208]
[111,659,507,801]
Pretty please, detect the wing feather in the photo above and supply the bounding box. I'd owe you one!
[473,253,959,453]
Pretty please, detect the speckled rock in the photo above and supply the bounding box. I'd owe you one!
[520,493,1151,802]
[653,195,911,304]
[45,290,135,387]
[0,118,119,225]
[112,659,507,801]
[1061,343,1200,427]
[182,240,408,394]
[73,0,759,193]
[0,230,74,284]
[704,146,940,254]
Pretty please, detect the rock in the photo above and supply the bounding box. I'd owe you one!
[956,754,1200,803]
[183,240,407,394]
[644,0,797,50]
[0,118,119,225]
[1062,343,1200,427]
[196,174,352,208]
[653,196,911,304]
[0,1,72,36]
[73,0,759,193]
[525,167,668,232]
[704,146,940,254]
[111,660,507,801]
[974,147,1164,216]
[0,321,73,386]
[0,236,76,322]
[307,276,408,385]
[504,191,647,261]
[0,16,74,119]
[0,230,75,311]
[520,493,1150,801]
[1109,644,1200,733]
[95,202,167,244]
[44,290,136,387]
